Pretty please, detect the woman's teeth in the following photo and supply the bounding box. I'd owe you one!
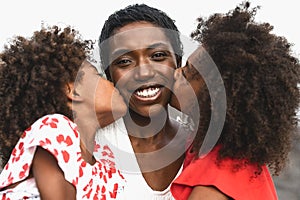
[136,87,160,98]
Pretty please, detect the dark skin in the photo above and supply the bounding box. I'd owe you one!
[1,147,76,199]
[104,20,227,196]
[1,62,127,199]
[127,113,184,191]
[0,26,127,199]
[31,64,125,198]
[107,22,185,191]
[171,47,206,117]
[32,147,76,200]
[188,186,230,200]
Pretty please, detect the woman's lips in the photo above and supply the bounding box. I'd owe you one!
[133,86,162,101]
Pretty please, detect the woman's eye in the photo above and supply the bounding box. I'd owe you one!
[152,52,167,60]
[114,58,131,66]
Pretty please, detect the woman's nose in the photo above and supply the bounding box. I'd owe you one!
[133,63,155,81]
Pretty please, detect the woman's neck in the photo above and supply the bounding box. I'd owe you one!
[124,108,170,139]
[124,110,180,153]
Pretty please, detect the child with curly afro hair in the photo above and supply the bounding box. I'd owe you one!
[170,2,300,199]
[0,25,127,199]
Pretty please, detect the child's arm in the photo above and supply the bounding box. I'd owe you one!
[32,147,76,200]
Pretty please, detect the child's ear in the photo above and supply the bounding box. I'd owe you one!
[65,83,83,102]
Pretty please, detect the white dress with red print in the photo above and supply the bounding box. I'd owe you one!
[95,107,191,200]
[0,114,125,200]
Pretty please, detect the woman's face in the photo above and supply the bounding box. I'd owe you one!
[75,61,127,127]
[107,22,178,117]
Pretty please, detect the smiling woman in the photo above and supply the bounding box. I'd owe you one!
[95,4,190,199]
[107,23,177,118]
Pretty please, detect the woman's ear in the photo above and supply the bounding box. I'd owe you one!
[65,83,83,102]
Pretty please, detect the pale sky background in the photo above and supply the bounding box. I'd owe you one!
[0,0,299,58]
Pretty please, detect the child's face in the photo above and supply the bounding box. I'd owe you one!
[75,61,127,127]
[170,48,205,114]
